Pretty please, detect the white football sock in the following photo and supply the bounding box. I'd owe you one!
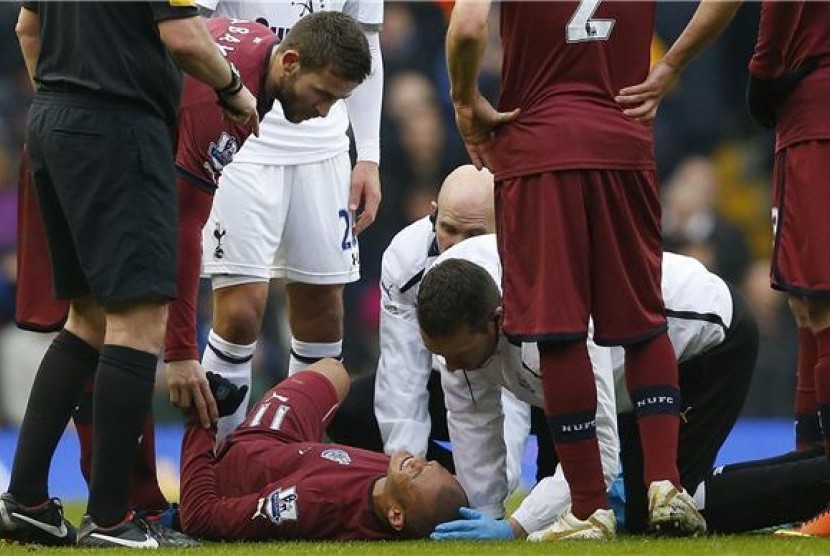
[288,338,342,376]
[202,329,256,442]
[692,481,706,510]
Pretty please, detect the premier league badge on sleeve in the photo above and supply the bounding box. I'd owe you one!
[321,448,352,466]
[208,132,239,173]
[254,486,298,525]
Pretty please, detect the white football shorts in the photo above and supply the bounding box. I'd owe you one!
[202,152,360,286]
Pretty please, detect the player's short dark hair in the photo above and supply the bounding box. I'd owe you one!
[279,11,371,84]
[402,478,468,539]
[417,258,500,338]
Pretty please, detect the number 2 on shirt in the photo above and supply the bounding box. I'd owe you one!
[566,0,615,42]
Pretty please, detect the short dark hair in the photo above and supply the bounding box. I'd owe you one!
[417,258,500,338]
[402,479,468,539]
[279,11,371,84]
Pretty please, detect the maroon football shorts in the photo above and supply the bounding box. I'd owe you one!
[495,168,667,345]
[237,370,340,445]
[771,139,830,295]
[15,148,69,331]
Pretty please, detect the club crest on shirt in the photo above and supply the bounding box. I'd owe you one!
[252,486,299,525]
[208,132,239,172]
[321,448,351,465]
[213,222,227,259]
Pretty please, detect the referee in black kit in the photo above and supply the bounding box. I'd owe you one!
[0,1,258,548]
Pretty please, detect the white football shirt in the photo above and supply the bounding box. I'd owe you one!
[200,0,384,165]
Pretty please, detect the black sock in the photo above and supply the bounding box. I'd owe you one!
[87,345,157,527]
[703,451,830,533]
[9,330,98,506]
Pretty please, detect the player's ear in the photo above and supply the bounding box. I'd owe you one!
[429,203,438,228]
[493,305,503,327]
[279,50,301,74]
[387,504,405,532]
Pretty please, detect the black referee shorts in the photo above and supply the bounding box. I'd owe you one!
[620,284,759,533]
[27,92,177,306]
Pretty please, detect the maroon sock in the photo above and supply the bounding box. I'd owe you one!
[812,327,830,459]
[795,328,821,450]
[540,341,608,519]
[624,333,681,489]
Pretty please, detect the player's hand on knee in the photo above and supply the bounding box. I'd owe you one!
[166,359,220,428]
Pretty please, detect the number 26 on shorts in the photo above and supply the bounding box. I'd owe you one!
[338,209,357,251]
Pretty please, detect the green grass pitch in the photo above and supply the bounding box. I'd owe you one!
[2,503,829,555]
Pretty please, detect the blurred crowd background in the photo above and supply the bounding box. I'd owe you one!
[0,2,799,427]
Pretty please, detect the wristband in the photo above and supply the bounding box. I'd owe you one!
[215,61,242,97]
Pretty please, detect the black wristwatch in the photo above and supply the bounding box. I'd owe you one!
[215,61,243,98]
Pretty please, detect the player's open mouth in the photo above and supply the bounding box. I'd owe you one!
[400,455,414,471]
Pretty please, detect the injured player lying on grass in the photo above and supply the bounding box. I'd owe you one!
[178,359,468,541]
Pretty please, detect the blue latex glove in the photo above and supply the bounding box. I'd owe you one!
[608,473,627,532]
[430,507,514,540]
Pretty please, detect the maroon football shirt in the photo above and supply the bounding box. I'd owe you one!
[180,371,400,542]
[749,1,830,150]
[175,17,278,188]
[494,1,656,179]
[179,425,396,541]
